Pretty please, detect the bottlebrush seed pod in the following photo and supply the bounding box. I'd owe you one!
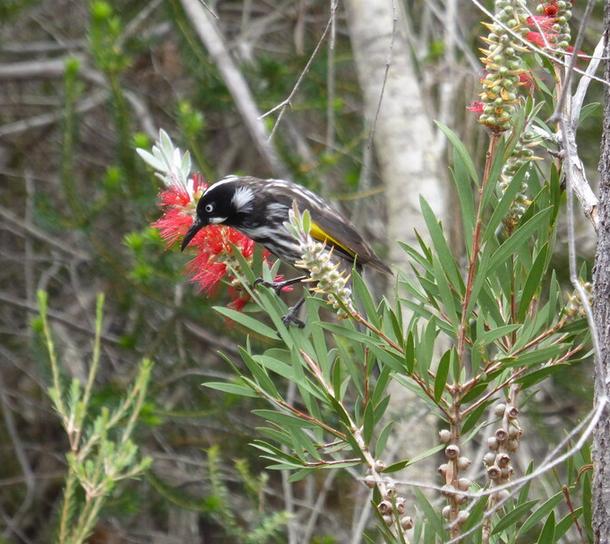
[386,484,396,498]
[507,406,519,419]
[382,514,393,526]
[495,428,508,442]
[400,516,414,530]
[493,489,511,502]
[487,437,499,451]
[457,456,472,470]
[494,403,507,417]
[483,452,497,466]
[501,466,514,479]
[506,439,519,452]
[364,475,376,489]
[439,429,452,443]
[445,445,460,459]
[438,463,448,476]
[396,497,407,515]
[378,500,392,515]
[496,453,511,467]
[458,478,471,491]
[442,505,452,519]
[441,484,456,497]
[457,511,469,525]
[375,460,386,472]
[487,465,501,480]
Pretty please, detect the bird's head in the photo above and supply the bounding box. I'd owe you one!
[181,176,254,251]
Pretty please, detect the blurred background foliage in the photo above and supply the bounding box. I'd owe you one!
[0,0,603,542]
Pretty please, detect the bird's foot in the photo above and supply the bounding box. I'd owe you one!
[253,275,307,295]
[282,307,305,328]
[281,297,306,328]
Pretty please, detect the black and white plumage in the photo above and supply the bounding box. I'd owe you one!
[181,175,391,275]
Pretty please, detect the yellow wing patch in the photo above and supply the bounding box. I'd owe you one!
[310,221,355,257]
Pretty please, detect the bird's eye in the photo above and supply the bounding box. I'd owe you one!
[205,204,214,213]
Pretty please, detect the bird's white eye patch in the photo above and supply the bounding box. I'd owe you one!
[232,186,254,212]
[205,203,214,213]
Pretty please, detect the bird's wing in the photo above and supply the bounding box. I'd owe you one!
[307,204,392,274]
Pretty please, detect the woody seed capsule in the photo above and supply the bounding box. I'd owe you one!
[400,516,414,530]
[457,456,472,469]
[378,500,392,515]
[439,429,452,443]
[496,453,511,468]
[382,514,393,526]
[483,452,497,465]
[458,478,471,491]
[364,475,376,488]
[438,463,448,476]
[487,437,499,450]
[494,403,507,417]
[396,497,407,515]
[495,428,508,442]
[442,505,452,519]
[487,465,501,480]
[445,445,460,459]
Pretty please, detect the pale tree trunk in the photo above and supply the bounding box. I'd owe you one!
[344,0,449,487]
[592,2,610,541]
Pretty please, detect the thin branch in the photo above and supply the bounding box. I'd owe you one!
[549,0,597,123]
[179,0,288,176]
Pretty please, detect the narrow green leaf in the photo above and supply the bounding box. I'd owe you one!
[434,350,452,402]
[420,197,463,292]
[518,244,549,320]
[554,507,582,541]
[536,511,555,544]
[214,306,278,339]
[203,381,258,398]
[375,420,394,458]
[436,121,479,186]
[476,324,521,347]
[352,270,380,327]
[518,491,562,536]
[492,499,538,534]
[382,458,410,473]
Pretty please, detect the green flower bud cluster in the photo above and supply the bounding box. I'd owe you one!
[536,1,573,51]
[286,206,355,319]
[499,128,542,229]
[565,282,593,318]
[479,0,529,132]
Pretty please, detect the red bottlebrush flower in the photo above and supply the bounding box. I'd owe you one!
[518,71,536,91]
[467,101,484,117]
[152,168,265,303]
[526,31,555,49]
[153,173,207,247]
[526,15,556,32]
[543,3,559,16]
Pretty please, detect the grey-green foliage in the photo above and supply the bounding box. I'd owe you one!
[37,291,152,544]
[148,445,290,543]
[203,108,591,542]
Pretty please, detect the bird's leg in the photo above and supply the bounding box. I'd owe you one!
[253,275,308,295]
[281,297,305,328]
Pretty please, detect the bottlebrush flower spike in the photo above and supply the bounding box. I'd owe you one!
[137,130,284,310]
[477,0,529,132]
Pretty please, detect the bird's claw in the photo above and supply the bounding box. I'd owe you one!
[281,312,305,328]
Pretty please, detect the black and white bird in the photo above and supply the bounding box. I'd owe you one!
[181,175,390,324]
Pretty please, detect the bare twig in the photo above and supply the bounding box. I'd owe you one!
[0,204,89,260]
[179,0,288,177]
[259,8,334,140]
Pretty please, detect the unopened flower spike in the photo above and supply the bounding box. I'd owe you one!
[286,203,355,318]
[477,0,529,132]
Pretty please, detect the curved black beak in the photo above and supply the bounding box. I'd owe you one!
[181,217,205,251]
